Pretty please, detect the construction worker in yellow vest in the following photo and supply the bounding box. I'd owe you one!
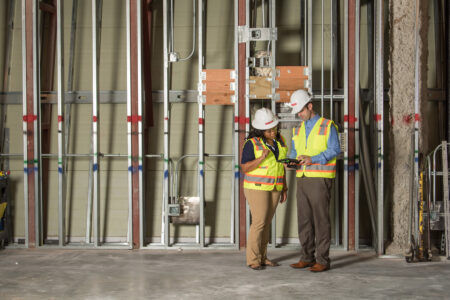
[287,90,341,272]
[241,108,288,270]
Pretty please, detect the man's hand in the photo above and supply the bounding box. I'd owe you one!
[298,155,312,165]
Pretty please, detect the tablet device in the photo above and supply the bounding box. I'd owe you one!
[277,158,301,164]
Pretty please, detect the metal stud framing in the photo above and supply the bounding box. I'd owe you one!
[9,0,392,250]
[92,0,100,247]
[56,0,65,247]
[375,0,385,255]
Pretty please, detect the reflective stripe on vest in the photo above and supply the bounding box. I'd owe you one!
[251,137,264,151]
[244,174,284,185]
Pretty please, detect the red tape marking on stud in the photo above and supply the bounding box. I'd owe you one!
[344,115,358,123]
[234,117,250,125]
[415,114,420,121]
[374,114,382,121]
[127,115,142,123]
[93,116,98,122]
[23,115,37,122]
[58,115,64,122]
[199,118,204,125]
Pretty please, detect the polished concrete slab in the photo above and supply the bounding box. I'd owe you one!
[0,248,449,299]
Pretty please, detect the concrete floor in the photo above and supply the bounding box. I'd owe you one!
[0,248,449,299]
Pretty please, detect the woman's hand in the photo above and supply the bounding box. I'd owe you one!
[240,148,270,173]
[260,148,269,160]
[280,189,287,203]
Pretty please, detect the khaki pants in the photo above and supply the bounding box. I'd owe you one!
[296,177,332,266]
[244,188,281,265]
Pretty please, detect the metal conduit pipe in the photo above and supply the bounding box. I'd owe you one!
[177,0,196,61]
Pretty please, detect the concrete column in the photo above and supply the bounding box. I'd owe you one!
[387,0,428,254]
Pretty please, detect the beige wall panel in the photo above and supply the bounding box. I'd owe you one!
[0,2,6,89]
[4,105,25,237]
[46,169,129,239]
[4,0,23,92]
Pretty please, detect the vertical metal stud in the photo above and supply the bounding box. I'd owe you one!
[320,0,324,115]
[307,0,312,95]
[137,0,144,249]
[245,0,250,245]
[343,0,349,251]
[198,0,205,247]
[233,0,240,247]
[56,0,66,247]
[21,0,29,248]
[354,0,360,251]
[375,0,384,255]
[162,0,170,247]
[92,0,100,247]
[413,0,420,242]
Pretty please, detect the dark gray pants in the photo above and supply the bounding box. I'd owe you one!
[296,177,332,266]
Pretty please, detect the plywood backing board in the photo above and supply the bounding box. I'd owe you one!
[249,76,271,99]
[276,66,309,78]
[201,93,234,105]
[202,69,234,105]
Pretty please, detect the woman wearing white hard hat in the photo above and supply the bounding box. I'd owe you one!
[240,107,288,270]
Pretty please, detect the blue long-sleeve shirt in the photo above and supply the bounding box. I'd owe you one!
[289,114,341,164]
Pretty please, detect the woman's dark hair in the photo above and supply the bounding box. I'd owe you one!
[246,127,282,142]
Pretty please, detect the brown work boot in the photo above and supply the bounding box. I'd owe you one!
[309,263,330,272]
[290,260,315,269]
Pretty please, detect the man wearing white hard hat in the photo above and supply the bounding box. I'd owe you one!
[240,108,288,270]
[287,89,341,272]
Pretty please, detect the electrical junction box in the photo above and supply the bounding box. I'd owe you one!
[168,203,181,216]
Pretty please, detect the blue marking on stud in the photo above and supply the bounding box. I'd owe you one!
[58,167,63,174]
[138,165,143,171]
[235,172,240,178]
[378,162,382,169]
[200,170,204,177]
[355,163,359,171]
[34,167,38,172]
[24,168,29,174]
[93,164,98,172]
[128,166,133,172]
[164,170,169,178]
[414,157,419,162]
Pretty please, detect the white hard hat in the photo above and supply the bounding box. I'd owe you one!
[251,108,279,130]
[289,89,311,114]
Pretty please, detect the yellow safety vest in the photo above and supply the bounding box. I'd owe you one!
[243,136,288,191]
[292,117,337,178]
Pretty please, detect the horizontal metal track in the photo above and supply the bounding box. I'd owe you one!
[0,89,404,104]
